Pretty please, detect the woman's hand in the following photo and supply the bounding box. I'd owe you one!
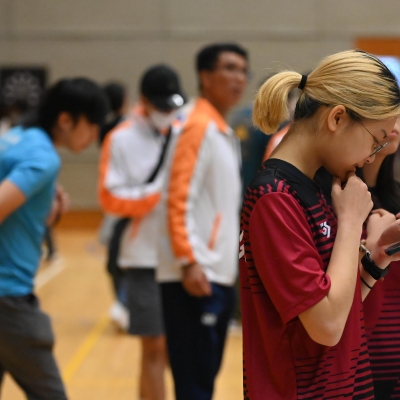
[332,173,373,227]
[367,216,400,267]
[367,209,397,245]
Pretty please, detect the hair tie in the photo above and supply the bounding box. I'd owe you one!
[298,75,308,90]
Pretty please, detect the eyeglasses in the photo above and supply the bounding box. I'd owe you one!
[214,63,252,80]
[359,121,389,157]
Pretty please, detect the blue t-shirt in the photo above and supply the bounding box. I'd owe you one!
[0,126,60,296]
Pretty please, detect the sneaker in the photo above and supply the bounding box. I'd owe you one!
[109,300,130,332]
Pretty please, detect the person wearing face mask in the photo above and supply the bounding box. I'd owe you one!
[98,64,186,400]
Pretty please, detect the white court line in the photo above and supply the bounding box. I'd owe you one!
[35,257,66,290]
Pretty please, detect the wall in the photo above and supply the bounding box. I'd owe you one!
[1,0,400,208]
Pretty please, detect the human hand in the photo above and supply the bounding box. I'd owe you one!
[331,173,373,226]
[366,209,397,245]
[368,219,400,267]
[47,185,70,226]
[55,185,70,215]
[181,263,212,297]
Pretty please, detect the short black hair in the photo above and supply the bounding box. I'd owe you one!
[102,82,126,113]
[24,77,109,136]
[196,43,248,73]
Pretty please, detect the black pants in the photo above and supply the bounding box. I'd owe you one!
[0,294,67,400]
[161,282,235,400]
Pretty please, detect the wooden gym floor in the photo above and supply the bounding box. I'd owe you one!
[1,212,243,400]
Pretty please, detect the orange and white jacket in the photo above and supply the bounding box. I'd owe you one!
[99,109,173,268]
[157,98,242,285]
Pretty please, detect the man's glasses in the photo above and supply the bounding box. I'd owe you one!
[215,63,252,80]
[359,121,389,157]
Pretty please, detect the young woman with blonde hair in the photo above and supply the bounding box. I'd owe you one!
[239,50,400,399]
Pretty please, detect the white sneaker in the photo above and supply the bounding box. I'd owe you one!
[109,301,130,332]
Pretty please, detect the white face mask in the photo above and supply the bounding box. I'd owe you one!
[148,110,176,130]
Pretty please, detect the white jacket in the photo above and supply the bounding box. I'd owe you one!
[157,98,242,285]
[99,108,173,268]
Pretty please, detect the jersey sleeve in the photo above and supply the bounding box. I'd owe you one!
[6,145,59,200]
[249,192,331,324]
[167,117,211,266]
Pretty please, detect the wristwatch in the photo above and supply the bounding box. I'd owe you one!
[361,251,390,280]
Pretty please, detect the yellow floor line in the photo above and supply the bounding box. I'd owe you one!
[62,314,110,383]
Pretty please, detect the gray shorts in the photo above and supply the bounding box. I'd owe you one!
[124,268,164,337]
[0,294,67,400]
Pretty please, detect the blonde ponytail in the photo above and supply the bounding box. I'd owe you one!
[253,50,400,135]
[253,72,301,134]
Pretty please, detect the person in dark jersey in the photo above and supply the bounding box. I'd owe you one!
[360,116,400,400]
[239,50,400,399]
[316,59,400,400]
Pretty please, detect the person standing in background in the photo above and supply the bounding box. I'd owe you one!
[97,81,130,327]
[357,58,400,400]
[158,43,249,400]
[0,77,108,400]
[359,116,400,399]
[99,64,186,400]
[230,94,271,196]
[99,82,129,146]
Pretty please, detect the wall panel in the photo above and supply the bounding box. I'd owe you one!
[1,0,400,208]
[14,0,164,32]
[324,0,400,35]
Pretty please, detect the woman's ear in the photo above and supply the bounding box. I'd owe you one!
[327,105,347,132]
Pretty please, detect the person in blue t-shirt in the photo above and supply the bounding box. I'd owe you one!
[0,78,108,400]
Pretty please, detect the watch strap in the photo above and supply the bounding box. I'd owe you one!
[361,252,390,280]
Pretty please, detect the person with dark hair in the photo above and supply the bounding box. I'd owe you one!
[358,117,400,400]
[99,82,129,145]
[350,58,400,400]
[157,43,248,400]
[97,81,130,325]
[0,77,108,400]
[196,43,247,70]
[99,64,186,400]
[240,50,400,399]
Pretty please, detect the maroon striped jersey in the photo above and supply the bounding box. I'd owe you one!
[364,261,400,399]
[239,159,374,399]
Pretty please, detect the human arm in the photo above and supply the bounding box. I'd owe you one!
[359,209,400,299]
[47,184,69,226]
[98,126,162,218]
[250,174,372,347]
[298,175,373,345]
[0,137,59,225]
[0,179,26,224]
[167,118,214,296]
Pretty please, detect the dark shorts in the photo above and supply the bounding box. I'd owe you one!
[123,268,164,336]
[0,294,67,400]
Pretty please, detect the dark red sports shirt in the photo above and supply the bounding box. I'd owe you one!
[364,260,400,399]
[240,159,374,399]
